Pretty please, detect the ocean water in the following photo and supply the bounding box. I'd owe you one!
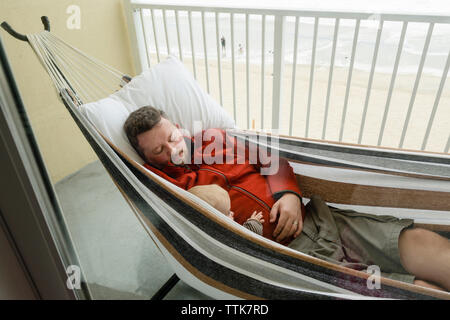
[140,0,450,76]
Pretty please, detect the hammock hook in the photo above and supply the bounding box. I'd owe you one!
[1,16,50,42]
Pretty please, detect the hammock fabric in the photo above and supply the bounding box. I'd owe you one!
[4,18,450,300]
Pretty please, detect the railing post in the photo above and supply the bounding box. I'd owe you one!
[271,15,285,131]
[139,9,151,69]
[122,0,144,74]
[445,135,450,154]
[163,9,171,56]
[399,23,434,149]
[260,14,266,130]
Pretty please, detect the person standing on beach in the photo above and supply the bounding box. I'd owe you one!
[221,36,226,55]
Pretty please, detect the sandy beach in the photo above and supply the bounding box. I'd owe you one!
[148,53,449,153]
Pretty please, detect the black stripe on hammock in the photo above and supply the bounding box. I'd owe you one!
[230,132,450,179]
[231,130,450,165]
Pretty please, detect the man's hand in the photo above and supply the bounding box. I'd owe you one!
[270,193,303,242]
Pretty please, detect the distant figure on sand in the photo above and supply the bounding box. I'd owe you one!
[238,43,244,55]
[221,36,226,55]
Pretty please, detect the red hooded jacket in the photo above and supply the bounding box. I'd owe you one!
[143,128,305,245]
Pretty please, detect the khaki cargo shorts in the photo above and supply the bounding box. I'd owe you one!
[288,195,416,284]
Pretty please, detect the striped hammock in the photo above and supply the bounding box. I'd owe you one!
[15,26,450,300]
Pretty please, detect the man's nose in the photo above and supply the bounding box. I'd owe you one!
[165,142,177,157]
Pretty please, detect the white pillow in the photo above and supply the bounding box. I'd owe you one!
[112,55,235,135]
[81,97,143,164]
[80,55,236,164]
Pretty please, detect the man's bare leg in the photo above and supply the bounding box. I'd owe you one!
[398,228,450,291]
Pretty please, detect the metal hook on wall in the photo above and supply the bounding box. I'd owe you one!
[1,16,50,42]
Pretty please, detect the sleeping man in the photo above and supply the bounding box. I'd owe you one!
[124,105,450,292]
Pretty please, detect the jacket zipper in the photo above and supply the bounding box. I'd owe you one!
[230,185,271,211]
[198,167,271,211]
[198,168,231,185]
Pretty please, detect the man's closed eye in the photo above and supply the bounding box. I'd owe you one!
[154,146,163,155]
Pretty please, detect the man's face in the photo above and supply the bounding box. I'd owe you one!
[137,118,188,168]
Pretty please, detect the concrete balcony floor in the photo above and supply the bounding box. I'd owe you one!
[55,160,211,300]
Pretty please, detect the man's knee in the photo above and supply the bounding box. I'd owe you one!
[398,228,433,274]
[399,227,433,249]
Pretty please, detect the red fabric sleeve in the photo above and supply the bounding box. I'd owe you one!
[266,157,303,201]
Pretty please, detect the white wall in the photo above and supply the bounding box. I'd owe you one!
[0,0,134,183]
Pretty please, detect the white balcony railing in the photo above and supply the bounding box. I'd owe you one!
[123,0,450,153]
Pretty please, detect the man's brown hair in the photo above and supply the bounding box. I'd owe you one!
[123,106,167,159]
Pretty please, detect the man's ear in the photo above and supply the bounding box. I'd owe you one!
[175,123,180,129]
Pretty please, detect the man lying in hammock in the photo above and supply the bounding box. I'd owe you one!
[124,106,450,292]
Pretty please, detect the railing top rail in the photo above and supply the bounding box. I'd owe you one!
[129,0,450,24]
